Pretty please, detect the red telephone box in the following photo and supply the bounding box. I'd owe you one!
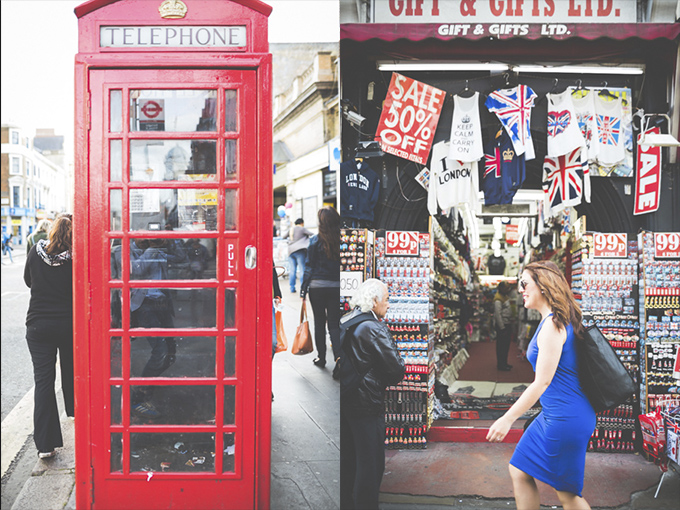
[73,1,272,508]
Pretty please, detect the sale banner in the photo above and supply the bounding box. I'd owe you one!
[654,232,680,259]
[375,73,445,165]
[593,233,627,258]
[634,127,662,215]
[505,224,519,245]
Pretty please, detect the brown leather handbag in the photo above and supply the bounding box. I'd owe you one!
[291,299,313,355]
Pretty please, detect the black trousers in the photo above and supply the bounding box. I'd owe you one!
[340,412,386,510]
[25,318,74,452]
[308,286,341,362]
[496,326,511,368]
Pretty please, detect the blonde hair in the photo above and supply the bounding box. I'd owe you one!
[524,260,583,336]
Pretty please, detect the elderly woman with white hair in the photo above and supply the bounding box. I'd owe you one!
[339,278,405,510]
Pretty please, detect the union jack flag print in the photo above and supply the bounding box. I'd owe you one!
[485,85,537,160]
[484,147,501,179]
[597,114,621,146]
[542,148,586,213]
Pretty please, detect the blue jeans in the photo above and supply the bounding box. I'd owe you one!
[288,250,306,292]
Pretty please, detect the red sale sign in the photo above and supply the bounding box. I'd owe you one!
[505,224,519,245]
[654,232,680,259]
[385,231,420,256]
[634,127,662,215]
[375,73,445,165]
[593,233,627,258]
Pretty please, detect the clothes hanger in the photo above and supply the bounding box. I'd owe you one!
[598,81,628,105]
[458,79,476,98]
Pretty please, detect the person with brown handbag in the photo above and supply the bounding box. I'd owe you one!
[291,298,313,355]
[299,206,341,369]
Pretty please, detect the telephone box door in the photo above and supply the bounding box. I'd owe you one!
[87,67,261,508]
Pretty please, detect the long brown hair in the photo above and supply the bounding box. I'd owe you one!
[46,215,72,256]
[524,260,583,336]
[317,206,340,261]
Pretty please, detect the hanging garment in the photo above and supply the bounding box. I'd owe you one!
[482,130,526,205]
[542,147,586,214]
[595,93,626,166]
[485,85,537,161]
[571,89,599,162]
[428,140,479,216]
[546,90,585,157]
[448,92,484,162]
[340,160,381,222]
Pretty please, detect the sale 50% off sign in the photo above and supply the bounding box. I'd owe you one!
[375,73,445,165]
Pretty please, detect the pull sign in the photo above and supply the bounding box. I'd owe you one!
[593,233,627,258]
[385,231,419,256]
[245,246,257,269]
[654,233,680,259]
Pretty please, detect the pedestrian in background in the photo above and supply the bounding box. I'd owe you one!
[287,218,313,294]
[23,214,74,458]
[340,279,405,510]
[487,261,595,510]
[300,207,340,369]
[26,219,53,255]
[493,280,514,371]
[2,232,15,264]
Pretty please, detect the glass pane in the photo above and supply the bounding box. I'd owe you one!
[110,189,122,231]
[130,140,217,182]
[129,238,216,280]
[225,90,237,132]
[129,189,218,231]
[130,336,216,378]
[111,337,122,378]
[130,288,216,328]
[224,289,236,329]
[130,385,215,425]
[223,433,235,473]
[111,385,122,425]
[224,385,235,425]
[110,239,122,280]
[225,140,237,181]
[224,336,236,377]
[130,433,214,473]
[130,90,217,132]
[110,139,122,181]
[110,289,122,329]
[110,90,122,133]
[111,433,123,473]
[224,189,238,231]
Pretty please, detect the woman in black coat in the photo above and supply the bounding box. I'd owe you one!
[24,214,74,458]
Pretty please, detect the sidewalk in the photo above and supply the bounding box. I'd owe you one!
[8,276,340,510]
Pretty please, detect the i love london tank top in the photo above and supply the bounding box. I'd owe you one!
[546,90,584,157]
[448,93,484,162]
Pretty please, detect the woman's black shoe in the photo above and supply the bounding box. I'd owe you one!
[313,357,326,368]
[498,365,513,371]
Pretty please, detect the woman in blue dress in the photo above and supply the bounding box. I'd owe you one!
[487,260,596,510]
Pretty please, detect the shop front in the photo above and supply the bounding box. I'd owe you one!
[73,1,272,508]
[338,0,680,449]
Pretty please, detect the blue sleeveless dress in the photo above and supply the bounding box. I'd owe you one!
[510,315,596,496]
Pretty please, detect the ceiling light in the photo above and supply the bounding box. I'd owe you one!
[514,64,644,75]
[377,61,510,72]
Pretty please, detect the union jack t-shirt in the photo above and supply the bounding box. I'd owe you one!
[485,85,537,161]
[594,93,626,166]
[542,147,587,213]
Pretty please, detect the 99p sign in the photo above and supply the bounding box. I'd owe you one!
[654,233,680,259]
[593,233,627,258]
[375,73,445,165]
[385,231,420,256]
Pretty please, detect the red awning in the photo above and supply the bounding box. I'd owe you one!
[341,23,680,42]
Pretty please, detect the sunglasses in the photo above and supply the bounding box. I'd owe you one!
[519,280,529,291]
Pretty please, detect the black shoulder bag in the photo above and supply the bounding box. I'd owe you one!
[577,324,636,413]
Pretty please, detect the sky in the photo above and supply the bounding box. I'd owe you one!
[0,0,339,164]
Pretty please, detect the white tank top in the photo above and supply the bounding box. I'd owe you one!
[595,93,626,166]
[448,92,484,162]
[546,90,584,157]
[571,89,599,162]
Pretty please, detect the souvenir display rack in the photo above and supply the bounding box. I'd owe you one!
[340,228,375,313]
[637,231,680,414]
[571,233,640,453]
[375,232,433,449]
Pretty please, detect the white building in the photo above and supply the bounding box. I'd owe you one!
[1,125,72,244]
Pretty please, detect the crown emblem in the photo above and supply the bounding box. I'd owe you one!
[502,148,514,161]
[461,115,471,124]
[159,0,187,19]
